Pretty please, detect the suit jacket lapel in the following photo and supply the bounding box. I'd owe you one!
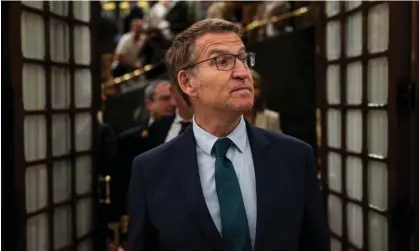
[246,123,272,251]
[174,126,226,251]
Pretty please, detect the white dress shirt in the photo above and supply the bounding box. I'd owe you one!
[192,116,257,248]
[165,111,191,142]
[113,32,146,66]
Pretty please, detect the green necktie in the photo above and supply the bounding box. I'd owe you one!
[212,138,252,251]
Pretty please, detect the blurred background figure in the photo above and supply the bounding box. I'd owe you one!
[245,69,281,131]
[143,80,176,125]
[112,17,147,77]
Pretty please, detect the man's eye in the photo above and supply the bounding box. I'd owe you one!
[217,59,228,65]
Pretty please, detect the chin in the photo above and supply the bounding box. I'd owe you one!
[230,101,254,113]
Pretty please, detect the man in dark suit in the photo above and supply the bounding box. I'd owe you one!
[128,19,330,251]
[115,79,193,219]
[113,80,175,217]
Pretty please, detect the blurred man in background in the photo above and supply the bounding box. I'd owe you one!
[113,80,176,225]
[112,18,147,77]
[244,69,281,131]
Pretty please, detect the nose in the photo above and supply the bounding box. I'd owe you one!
[231,59,249,80]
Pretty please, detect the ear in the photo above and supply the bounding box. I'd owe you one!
[177,70,197,98]
[145,97,153,110]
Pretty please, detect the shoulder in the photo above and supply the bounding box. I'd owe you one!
[132,136,179,174]
[118,124,147,139]
[151,114,175,128]
[263,109,279,119]
[254,126,312,154]
[118,33,132,44]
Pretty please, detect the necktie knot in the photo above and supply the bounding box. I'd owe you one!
[212,137,233,158]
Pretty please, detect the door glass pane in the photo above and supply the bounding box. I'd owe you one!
[346,157,363,201]
[369,211,388,251]
[368,57,388,104]
[74,25,91,65]
[327,64,340,104]
[368,3,389,53]
[49,1,69,16]
[328,194,342,236]
[346,61,362,105]
[27,214,49,251]
[326,1,340,17]
[51,67,70,109]
[331,237,342,251]
[346,11,362,57]
[21,11,45,60]
[368,161,388,210]
[78,238,93,251]
[345,1,361,11]
[347,202,363,249]
[327,109,341,148]
[77,197,93,237]
[25,164,48,213]
[75,69,92,108]
[328,152,342,193]
[368,111,388,158]
[76,156,92,195]
[22,1,43,9]
[327,21,341,61]
[22,64,46,111]
[50,18,70,63]
[52,115,71,156]
[24,115,47,161]
[53,160,72,203]
[54,205,72,250]
[75,113,92,151]
[73,1,91,21]
[346,110,362,153]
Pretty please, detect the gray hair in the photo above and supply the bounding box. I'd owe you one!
[144,79,171,103]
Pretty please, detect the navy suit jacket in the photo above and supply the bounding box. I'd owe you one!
[128,122,330,251]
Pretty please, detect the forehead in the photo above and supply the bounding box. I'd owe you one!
[195,32,245,59]
[155,83,171,94]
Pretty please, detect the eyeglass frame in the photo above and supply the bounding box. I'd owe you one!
[182,52,256,71]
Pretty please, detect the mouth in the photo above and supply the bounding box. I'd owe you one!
[231,87,251,93]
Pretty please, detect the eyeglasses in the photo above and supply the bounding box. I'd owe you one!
[184,52,255,71]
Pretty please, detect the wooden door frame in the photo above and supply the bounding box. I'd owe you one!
[316,2,415,251]
[2,2,19,251]
[411,3,419,251]
[8,2,102,250]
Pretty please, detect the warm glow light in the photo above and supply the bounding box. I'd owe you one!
[119,1,130,10]
[102,2,115,11]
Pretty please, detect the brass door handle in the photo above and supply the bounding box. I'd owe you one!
[99,175,112,204]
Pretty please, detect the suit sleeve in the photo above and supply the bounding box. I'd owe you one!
[299,145,331,251]
[128,157,158,251]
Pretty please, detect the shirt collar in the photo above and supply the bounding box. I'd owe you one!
[192,116,247,156]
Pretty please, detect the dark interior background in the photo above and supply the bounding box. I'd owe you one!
[249,27,317,156]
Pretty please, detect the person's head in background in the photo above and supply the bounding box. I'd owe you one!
[243,69,264,124]
[124,5,144,34]
[251,69,265,112]
[144,80,176,121]
[165,19,255,136]
[131,18,144,37]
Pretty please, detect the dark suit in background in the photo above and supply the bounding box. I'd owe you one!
[114,114,176,216]
[128,123,330,251]
[165,1,192,36]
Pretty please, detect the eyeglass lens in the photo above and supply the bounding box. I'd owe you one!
[214,53,255,71]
